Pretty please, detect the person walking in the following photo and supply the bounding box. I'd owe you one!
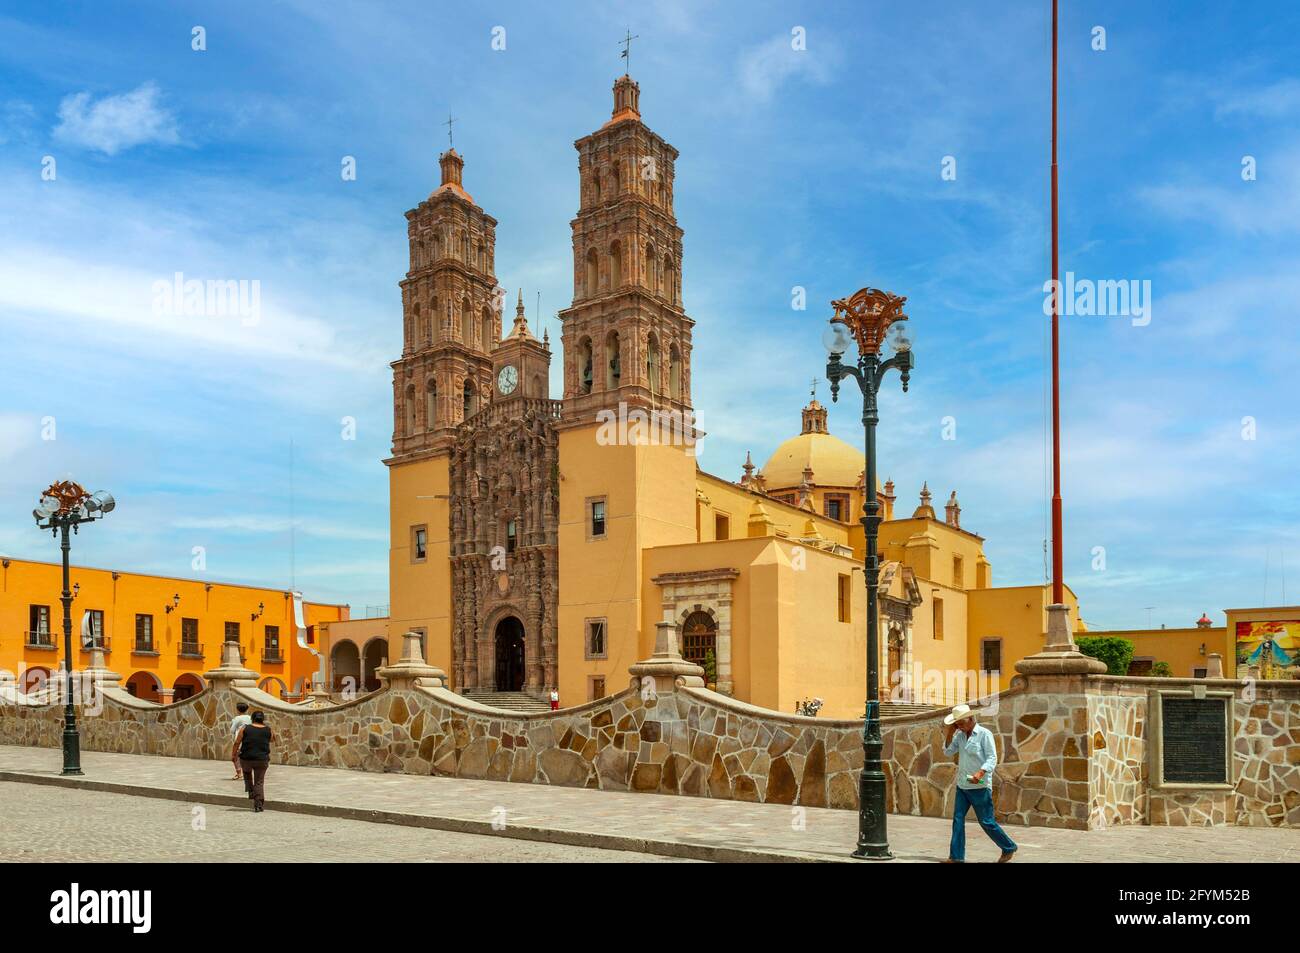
[229,702,252,780]
[941,703,1017,863]
[233,710,272,812]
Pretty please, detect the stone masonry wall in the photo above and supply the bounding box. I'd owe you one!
[2,669,1297,829]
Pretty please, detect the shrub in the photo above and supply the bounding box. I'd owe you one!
[1076,636,1135,676]
[702,648,717,684]
[1150,661,1172,678]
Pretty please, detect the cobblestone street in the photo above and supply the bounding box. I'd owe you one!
[2,746,1297,863]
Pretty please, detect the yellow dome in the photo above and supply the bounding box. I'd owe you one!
[761,431,864,489]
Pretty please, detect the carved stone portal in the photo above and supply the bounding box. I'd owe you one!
[449,401,561,696]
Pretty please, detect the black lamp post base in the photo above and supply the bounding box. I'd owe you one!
[851,846,895,860]
[60,768,85,776]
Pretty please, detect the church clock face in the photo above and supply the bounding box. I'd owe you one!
[497,364,518,395]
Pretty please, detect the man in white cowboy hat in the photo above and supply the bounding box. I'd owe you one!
[941,703,1017,863]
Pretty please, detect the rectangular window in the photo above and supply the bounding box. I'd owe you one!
[225,621,240,642]
[981,638,1002,674]
[181,617,199,646]
[589,498,607,538]
[953,555,964,590]
[411,525,428,562]
[837,574,851,623]
[933,597,944,641]
[585,618,607,659]
[265,624,280,650]
[87,609,104,647]
[714,513,730,541]
[824,494,850,522]
[589,675,607,702]
[135,614,154,651]
[1193,667,1207,679]
[28,604,51,644]
[506,519,517,553]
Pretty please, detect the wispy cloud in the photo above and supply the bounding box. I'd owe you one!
[736,32,836,103]
[53,81,179,155]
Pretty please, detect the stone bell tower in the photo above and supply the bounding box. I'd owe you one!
[558,73,694,426]
[390,147,501,461]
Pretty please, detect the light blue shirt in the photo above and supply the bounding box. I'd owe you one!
[944,722,998,790]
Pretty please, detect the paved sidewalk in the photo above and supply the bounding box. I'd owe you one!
[1,746,1296,863]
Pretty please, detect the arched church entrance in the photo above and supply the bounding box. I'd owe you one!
[494,616,526,692]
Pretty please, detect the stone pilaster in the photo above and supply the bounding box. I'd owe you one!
[1014,603,1107,685]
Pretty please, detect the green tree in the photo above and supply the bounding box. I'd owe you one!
[1150,661,1172,678]
[1076,636,1135,676]
[702,648,717,684]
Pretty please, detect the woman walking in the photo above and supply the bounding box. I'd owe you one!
[233,710,272,812]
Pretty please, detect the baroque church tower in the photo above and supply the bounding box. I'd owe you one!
[558,74,693,425]
[391,148,501,460]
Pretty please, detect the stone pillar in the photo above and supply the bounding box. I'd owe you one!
[83,646,122,689]
[156,688,175,704]
[1205,652,1224,678]
[1014,603,1107,683]
[628,621,704,696]
[376,630,448,690]
[715,597,734,696]
[204,639,260,691]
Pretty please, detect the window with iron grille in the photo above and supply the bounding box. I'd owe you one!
[681,611,716,668]
[181,617,199,649]
[225,621,240,642]
[29,605,50,642]
[265,625,280,654]
[87,609,104,646]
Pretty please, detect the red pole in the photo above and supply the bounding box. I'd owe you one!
[1050,0,1064,606]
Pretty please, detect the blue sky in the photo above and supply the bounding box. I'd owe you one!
[0,0,1296,629]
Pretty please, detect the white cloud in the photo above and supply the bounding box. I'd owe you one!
[53,82,179,155]
[737,33,835,103]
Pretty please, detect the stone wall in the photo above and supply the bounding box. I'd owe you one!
[2,645,1297,830]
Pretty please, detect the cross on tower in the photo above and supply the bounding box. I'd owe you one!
[620,29,639,73]
[444,113,457,149]
[810,377,820,401]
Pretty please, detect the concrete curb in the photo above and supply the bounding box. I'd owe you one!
[0,770,853,864]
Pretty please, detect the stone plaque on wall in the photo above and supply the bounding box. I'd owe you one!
[1150,689,1233,789]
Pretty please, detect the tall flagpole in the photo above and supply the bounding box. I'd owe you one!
[1049,0,1064,606]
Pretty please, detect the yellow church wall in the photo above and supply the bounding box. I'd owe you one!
[879,516,989,591]
[555,426,696,707]
[905,580,972,705]
[640,535,868,719]
[695,471,850,549]
[1086,626,1233,678]
[966,584,1083,692]
[387,454,452,678]
[0,557,346,699]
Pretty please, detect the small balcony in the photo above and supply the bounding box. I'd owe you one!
[178,641,204,660]
[131,641,159,657]
[25,630,56,650]
[261,644,284,664]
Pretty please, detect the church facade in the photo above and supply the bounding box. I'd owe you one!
[368,73,1087,720]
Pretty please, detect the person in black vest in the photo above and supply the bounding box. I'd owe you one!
[233,710,272,812]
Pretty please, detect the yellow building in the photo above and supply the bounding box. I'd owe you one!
[340,71,1106,720]
[0,557,347,701]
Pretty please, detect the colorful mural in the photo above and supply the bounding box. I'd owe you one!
[1235,620,1299,678]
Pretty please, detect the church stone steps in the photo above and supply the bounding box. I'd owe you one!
[460,690,552,713]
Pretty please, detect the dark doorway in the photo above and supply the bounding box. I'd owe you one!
[494,616,525,691]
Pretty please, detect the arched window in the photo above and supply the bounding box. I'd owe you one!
[432,233,442,260]
[462,231,470,262]
[663,255,676,303]
[482,307,495,350]
[411,301,420,346]
[613,160,622,195]
[426,378,437,431]
[592,170,602,205]
[681,611,717,670]
[461,297,472,345]
[404,384,417,436]
[646,334,661,396]
[578,338,593,394]
[645,242,657,290]
[605,330,621,390]
[463,379,476,419]
[669,345,682,401]
[609,240,623,290]
[430,295,439,343]
[585,248,599,298]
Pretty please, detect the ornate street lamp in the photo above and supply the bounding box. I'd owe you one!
[33,480,115,776]
[823,287,914,861]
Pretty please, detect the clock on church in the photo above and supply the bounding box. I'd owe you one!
[497,364,518,395]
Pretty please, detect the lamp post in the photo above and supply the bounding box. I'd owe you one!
[823,287,913,861]
[33,480,115,776]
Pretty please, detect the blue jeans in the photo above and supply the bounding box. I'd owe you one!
[949,786,1017,861]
